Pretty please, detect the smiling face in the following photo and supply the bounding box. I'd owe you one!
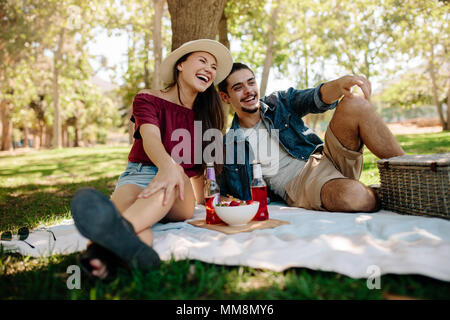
[176,51,217,92]
[220,68,260,117]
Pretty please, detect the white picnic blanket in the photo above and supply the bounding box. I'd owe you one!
[2,204,450,281]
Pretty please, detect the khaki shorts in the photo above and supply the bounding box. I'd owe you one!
[284,126,363,210]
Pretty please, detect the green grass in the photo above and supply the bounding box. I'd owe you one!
[360,131,450,186]
[1,132,449,300]
[0,146,129,231]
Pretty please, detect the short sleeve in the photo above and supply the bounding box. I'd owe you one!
[132,94,161,139]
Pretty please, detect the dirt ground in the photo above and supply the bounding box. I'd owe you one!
[0,118,445,156]
[386,117,443,135]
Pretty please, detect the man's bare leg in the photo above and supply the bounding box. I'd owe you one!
[321,178,380,212]
[321,96,404,212]
[329,95,405,159]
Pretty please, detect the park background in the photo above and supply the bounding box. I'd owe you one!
[0,0,448,150]
[0,0,449,300]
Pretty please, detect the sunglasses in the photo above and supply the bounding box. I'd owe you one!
[1,227,35,249]
[35,227,56,241]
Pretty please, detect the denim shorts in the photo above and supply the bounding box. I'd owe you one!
[115,162,159,190]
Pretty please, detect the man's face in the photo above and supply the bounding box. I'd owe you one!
[220,69,260,116]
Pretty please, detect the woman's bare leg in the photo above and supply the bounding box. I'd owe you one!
[89,175,195,279]
[117,173,195,233]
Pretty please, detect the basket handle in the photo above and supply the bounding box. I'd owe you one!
[383,160,437,171]
[430,162,437,172]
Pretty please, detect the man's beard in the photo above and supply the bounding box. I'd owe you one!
[241,106,259,114]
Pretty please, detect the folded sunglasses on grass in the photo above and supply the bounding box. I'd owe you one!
[1,227,35,249]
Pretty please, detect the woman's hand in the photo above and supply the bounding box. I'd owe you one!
[137,162,186,206]
[137,124,186,205]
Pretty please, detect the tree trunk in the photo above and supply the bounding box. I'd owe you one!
[62,123,68,147]
[218,10,230,49]
[52,28,65,149]
[39,122,44,148]
[428,41,446,130]
[364,50,371,80]
[446,78,450,131]
[303,43,309,88]
[74,122,80,147]
[218,7,230,129]
[23,126,29,147]
[152,0,164,90]
[302,42,311,127]
[167,0,227,50]
[143,32,151,89]
[260,0,281,97]
[128,105,134,144]
[45,126,53,148]
[33,134,39,149]
[0,99,12,151]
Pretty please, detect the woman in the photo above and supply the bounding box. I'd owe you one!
[71,39,233,281]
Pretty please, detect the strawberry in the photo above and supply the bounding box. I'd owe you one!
[246,200,255,205]
[230,201,241,207]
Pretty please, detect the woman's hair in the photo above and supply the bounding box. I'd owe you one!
[218,62,254,94]
[165,52,224,172]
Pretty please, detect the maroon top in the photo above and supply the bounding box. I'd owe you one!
[128,93,201,177]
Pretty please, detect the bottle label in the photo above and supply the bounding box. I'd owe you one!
[206,167,216,181]
[212,193,219,206]
[253,164,262,179]
[205,193,220,213]
[205,193,222,224]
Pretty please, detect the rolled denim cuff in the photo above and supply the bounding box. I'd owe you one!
[314,83,338,111]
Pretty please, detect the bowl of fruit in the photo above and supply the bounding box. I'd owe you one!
[214,197,259,226]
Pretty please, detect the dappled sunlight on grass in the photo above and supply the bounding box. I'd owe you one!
[0,146,129,188]
[232,267,287,293]
[1,134,450,299]
[359,131,450,186]
[0,146,129,231]
[0,176,119,230]
[396,132,450,154]
[361,149,381,185]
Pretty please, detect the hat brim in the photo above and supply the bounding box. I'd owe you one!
[160,39,233,86]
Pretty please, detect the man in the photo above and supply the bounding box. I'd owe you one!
[217,63,405,212]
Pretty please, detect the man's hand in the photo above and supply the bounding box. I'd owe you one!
[336,75,372,100]
[321,75,372,104]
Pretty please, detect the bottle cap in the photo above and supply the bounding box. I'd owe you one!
[206,164,216,181]
[252,162,263,178]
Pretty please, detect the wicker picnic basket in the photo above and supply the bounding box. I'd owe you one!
[377,153,450,219]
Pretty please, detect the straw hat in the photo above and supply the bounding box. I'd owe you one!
[160,39,233,86]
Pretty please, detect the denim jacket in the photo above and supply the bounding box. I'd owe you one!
[217,84,338,201]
